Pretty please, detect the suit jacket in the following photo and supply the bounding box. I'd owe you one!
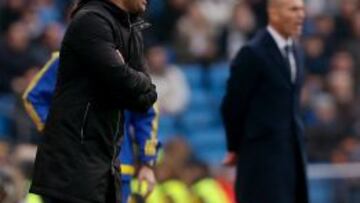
[221,29,309,203]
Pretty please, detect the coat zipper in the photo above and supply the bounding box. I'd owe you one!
[127,14,134,64]
[80,102,91,144]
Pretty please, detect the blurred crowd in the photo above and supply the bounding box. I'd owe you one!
[141,137,235,203]
[2,0,360,202]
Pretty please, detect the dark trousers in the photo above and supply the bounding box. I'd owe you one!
[42,194,116,203]
[42,175,117,203]
[42,185,116,203]
[42,196,74,203]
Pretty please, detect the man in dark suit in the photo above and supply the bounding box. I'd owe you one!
[221,0,308,203]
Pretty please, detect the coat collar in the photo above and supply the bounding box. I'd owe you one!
[102,1,135,26]
[258,29,302,87]
[98,0,151,30]
[267,25,294,56]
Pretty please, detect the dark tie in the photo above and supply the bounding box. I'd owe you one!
[284,45,294,82]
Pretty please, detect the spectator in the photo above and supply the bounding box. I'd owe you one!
[327,52,356,127]
[0,141,10,166]
[151,0,190,43]
[327,69,354,106]
[10,68,41,144]
[313,15,336,56]
[180,158,231,203]
[339,137,360,162]
[146,137,194,203]
[343,11,360,83]
[334,0,358,42]
[149,160,193,203]
[30,22,63,65]
[197,0,235,29]
[162,136,193,170]
[148,45,190,116]
[306,93,343,162]
[0,21,36,94]
[0,0,24,33]
[173,1,217,64]
[301,75,325,126]
[303,35,329,74]
[330,50,355,73]
[33,0,61,27]
[305,0,337,16]
[0,166,25,203]
[20,7,45,39]
[10,144,37,180]
[218,2,256,60]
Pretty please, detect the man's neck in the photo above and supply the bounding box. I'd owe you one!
[267,24,293,53]
[268,24,290,40]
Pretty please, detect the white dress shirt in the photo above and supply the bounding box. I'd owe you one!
[267,25,297,83]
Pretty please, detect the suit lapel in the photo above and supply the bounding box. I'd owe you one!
[262,31,292,86]
[293,45,303,87]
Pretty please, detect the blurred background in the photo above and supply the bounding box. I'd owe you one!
[1,0,360,202]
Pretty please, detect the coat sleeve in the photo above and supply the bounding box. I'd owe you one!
[65,12,156,109]
[22,52,59,131]
[221,46,259,152]
[129,102,160,164]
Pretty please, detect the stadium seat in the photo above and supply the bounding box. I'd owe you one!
[181,64,203,89]
[209,62,230,107]
[209,62,230,90]
[0,115,10,140]
[179,109,216,133]
[158,116,178,141]
[309,179,335,203]
[0,95,15,116]
[188,88,211,110]
[187,127,227,165]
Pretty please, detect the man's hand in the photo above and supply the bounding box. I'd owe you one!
[137,165,156,198]
[222,152,237,166]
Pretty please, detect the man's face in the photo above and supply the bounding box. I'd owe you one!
[269,0,305,38]
[124,0,148,14]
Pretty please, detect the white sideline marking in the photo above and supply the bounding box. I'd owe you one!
[308,163,360,179]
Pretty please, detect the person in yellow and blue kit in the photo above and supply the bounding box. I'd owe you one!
[23,52,160,203]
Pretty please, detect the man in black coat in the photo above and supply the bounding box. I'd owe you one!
[30,0,157,202]
[221,0,308,203]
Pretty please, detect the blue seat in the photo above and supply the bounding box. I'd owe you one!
[188,128,226,146]
[0,115,10,140]
[186,127,227,165]
[158,127,177,143]
[158,116,178,142]
[0,94,15,116]
[159,115,176,128]
[181,64,203,89]
[188,88,211,110]
[209,62,230,106]
[179,109,215,132]
[210,62,230,89]
[309,179,335,203]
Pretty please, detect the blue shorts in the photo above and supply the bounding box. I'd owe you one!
[122,180,131,203]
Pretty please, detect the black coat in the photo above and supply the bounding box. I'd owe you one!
[221,29,309,203]
[30,1,157,203]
